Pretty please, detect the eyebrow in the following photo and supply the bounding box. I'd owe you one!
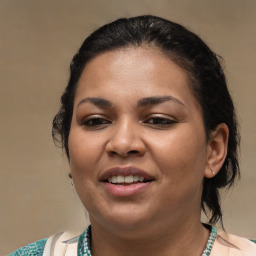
[77,97,112,108]
[77,95,185,109]
[138,96,185,108]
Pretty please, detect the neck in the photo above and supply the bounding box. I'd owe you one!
[90,217,210,256]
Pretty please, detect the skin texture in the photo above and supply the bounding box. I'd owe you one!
[68,47,228,256]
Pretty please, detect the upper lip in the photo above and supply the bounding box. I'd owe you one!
[99,166,155,182]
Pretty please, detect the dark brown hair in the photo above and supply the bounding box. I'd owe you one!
[52,15,240,225]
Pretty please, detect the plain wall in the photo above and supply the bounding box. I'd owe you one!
[0,0,255,254]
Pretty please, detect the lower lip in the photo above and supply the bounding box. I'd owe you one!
[103,182,152,197]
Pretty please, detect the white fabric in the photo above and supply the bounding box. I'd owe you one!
[211,230,256,256]
[43,228,256,256]
[43,231,79,256]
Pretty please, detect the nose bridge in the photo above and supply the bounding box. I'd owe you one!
[106,116,145,157]
[113,116,137,146]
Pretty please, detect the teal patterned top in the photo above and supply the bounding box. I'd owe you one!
[202,226,217,256]
[78,225,217,256]
[9,238,47,256]
[9,225,218,256]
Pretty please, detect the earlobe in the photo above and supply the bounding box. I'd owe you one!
[204,123,229,178]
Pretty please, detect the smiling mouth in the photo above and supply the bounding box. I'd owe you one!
[107,175,152,185]
[100,166,155,196]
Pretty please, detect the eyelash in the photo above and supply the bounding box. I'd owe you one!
[145,117,176,126]
[81,117,111,128]
[81,115,176,129]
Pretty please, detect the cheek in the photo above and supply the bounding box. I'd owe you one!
[68,128,103,175]
[68,129,103,208]
[148,128,207,182]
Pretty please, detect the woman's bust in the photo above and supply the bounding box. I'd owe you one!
[9,15,256,256]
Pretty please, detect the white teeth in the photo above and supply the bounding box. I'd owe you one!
[133,175,139,182]
[117,175,125,183]
[124,175,133,183]
[108,175,117,183]
[108,175,145,184]
[112,176,117,183]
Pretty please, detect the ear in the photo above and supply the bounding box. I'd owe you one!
[204,123,229,178]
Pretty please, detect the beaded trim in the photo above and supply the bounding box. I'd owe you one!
[78,225,217,256]
[78,226,92,256]
[202,226,217,256]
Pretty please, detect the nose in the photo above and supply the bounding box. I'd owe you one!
[106,119,146,158]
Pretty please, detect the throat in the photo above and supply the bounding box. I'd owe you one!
[88,221,211,256]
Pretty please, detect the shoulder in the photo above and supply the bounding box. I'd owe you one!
[211,229,256,256]
[7,228,86,256]
[8,238,48,256]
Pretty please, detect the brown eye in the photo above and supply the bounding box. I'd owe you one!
[145,117,176,126]
[82,117,111,127]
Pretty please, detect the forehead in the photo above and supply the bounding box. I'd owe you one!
[75,46,198,109]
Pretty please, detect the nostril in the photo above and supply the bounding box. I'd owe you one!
[108,149,140,158]
[109,151,118,156]
[128,150,140,155]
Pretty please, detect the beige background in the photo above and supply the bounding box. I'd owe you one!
[0,0,255,254]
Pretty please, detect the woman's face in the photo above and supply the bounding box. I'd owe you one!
[68,47,210,235]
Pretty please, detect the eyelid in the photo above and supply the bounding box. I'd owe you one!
[82,114,106,119]
[144,113,176,120]
[141,113,177,127]
[79,114,111,126]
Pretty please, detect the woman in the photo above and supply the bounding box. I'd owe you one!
[10,15,255,256]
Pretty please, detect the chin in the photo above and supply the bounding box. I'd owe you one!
[90,206,153,235]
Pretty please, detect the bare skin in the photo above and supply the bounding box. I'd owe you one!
[68,47,229,256]
[90,217,210,256]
